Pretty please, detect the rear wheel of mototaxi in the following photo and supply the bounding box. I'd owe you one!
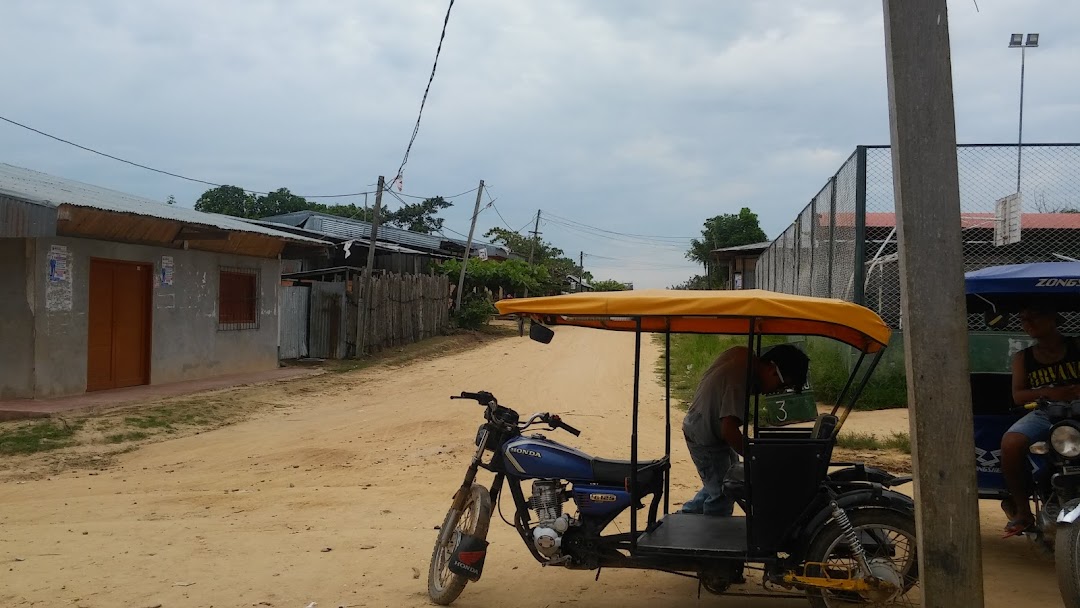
[428,483,493,605]
[803,507,920,607]
[1055,522,1080,608]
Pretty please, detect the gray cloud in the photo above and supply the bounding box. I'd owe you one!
[2,0,1077,288]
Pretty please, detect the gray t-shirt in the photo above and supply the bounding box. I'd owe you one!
[684,347,753,446]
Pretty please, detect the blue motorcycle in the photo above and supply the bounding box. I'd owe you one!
[428,289,919,606]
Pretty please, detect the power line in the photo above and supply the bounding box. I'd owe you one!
[543,217,686,251]
[391,0,457,190]
[392,186,479,200]
[542,209,696,241]
[0,114,380,199]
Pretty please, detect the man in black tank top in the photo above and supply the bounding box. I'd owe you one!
[1001,304,1080,536]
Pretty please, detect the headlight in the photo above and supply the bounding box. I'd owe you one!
[1051,425,1080,458]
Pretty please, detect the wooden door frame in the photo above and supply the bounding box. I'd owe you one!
[87,257,154,389]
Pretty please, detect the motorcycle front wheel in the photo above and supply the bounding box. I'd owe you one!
[1055,523,1080,608]
[427,483,493,606]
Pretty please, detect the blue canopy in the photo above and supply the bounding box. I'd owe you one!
[965,262,1080,295]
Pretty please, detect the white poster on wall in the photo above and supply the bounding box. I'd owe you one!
[45,245,73,311]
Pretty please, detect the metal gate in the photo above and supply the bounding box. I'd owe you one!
[309,281,347,359]
[278,284,310,359]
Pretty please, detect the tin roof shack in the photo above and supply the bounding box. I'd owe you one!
[710,241,771,290]
[0,164,329,400]
[259,211,514,274]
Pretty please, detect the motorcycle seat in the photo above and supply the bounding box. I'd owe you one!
[591,457,667,490]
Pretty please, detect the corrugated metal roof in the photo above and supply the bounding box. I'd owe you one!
[242,218,439,256]
[0,163,329,245]
[0,194,57,237]
[261,211,510,258]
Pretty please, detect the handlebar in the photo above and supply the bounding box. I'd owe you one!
[451,391,497,406]
[546,414,581,437]
[452,390,581,436]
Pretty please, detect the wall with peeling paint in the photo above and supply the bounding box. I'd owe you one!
[18,236,281,398]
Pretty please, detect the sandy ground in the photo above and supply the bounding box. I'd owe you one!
[0,325,1066,607]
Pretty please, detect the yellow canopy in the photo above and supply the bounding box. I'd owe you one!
[495,289,892,352]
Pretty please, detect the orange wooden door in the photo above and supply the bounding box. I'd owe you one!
[86,260,115,391]
[86,260,152,391]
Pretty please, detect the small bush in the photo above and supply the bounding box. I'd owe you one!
[453,294,497,330]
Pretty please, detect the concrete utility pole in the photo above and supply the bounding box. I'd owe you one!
[455,180,484,310]
[358,176,384,356]
[882,2,984,606]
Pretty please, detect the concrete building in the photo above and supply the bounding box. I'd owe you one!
[0,164,328,400]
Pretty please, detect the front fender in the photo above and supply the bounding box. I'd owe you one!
[1057,499,1080,525]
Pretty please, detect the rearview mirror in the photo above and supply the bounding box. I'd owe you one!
[529,320,554,344]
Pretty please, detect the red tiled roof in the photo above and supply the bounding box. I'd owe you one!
[827,212,1080,230]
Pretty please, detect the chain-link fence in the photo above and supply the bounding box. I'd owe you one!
[758,144,1080,331]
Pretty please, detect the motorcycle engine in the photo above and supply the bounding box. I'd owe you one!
[528,480,572,559]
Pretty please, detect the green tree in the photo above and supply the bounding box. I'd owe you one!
[685,207,768,287]
[669,274,710,290]
[255,188,312,217]
[385,196,452,233]
[483,227,591,295]
[194,185,257,217]
[590,279,631,291]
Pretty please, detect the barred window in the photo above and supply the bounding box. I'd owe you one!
[219,267,260,330]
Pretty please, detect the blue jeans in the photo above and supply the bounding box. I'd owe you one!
[681,428,738,516]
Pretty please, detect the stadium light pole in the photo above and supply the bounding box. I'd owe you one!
[1010,32,1039,194]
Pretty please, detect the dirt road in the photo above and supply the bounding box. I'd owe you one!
[0,326,1066,607]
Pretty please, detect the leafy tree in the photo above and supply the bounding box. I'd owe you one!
[166,195,176,206]
[437,259,549,295]
[385,196,452,233]
[255,188,313,217]
[590,279,631,291]
[192,187,451,231]
[685,207,768,287]
[669,275,710,290]
[483,227,591,295]
[194,185,257,217]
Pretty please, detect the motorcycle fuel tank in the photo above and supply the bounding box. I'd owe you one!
[502,435,595,481]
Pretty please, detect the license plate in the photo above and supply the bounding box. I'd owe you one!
[1062,466,1080,476]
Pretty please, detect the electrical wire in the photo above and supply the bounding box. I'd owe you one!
[0,114,380,199]
[391,0,457,190]
[542,209,696,241]
[543,217,686,251]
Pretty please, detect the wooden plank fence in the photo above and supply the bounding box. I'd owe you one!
[359,272,451,354]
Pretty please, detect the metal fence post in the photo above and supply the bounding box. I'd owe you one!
[854,146,868,305]
[827,175,837,298]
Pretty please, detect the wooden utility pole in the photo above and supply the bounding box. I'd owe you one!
[579,251,584,292]
[524,210,541,298]
[455,180,484,310]
[358,176,384,357]
[882,2,983,606]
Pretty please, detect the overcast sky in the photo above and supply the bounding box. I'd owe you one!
[2,1,1078,288]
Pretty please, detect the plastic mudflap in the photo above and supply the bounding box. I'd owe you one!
[448,533,489,582]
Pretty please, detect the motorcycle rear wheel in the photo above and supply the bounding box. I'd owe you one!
[803,507,919,607]
[1054,523,1080,608]
[427,483,493,606]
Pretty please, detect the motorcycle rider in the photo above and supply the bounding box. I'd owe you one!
[1001,302,1080,537]
[680,343,809,516]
